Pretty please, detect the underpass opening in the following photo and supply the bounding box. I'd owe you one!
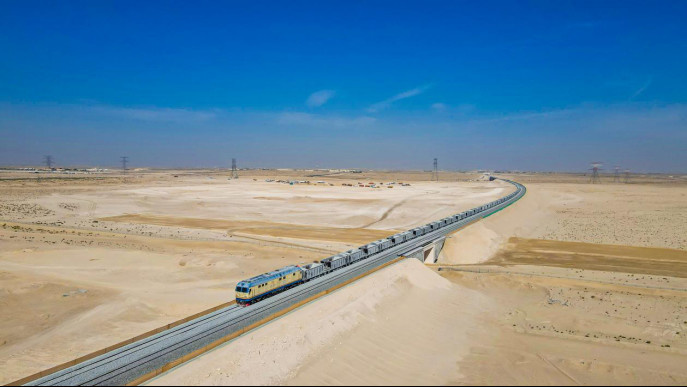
[424,245,436,264]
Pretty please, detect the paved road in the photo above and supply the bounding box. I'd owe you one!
[24,179,526,386]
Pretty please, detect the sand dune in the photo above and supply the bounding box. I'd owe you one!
[2,170,686,385]
[102,214,400,245]
[0,171,506,384]
[154,254,687,385]
[438,180,686,266]
[150,259,493,386]
[153,175,687,385]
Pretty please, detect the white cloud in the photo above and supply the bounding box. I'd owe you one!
[276,112,376,128]
[367,85,431,113]
[431,102,447,111]
[630,76,653,100]
[306,90,335,108]
[89,105,217,122]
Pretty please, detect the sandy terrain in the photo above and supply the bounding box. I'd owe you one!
[443,264,687,385]
[151,253,687,386]
[438,178,687,265]
[150,258,492,386]
[2,169,686,385]
[0,170,507,384]
[147,172,687,386]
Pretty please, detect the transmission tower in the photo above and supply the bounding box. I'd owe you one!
[120,156,129,172]
[43,155,54,170]
[624,169,630,184]
[589,162,603,184]
[231,158,239,179]
[613,165,621,183]
[431,158,438,181]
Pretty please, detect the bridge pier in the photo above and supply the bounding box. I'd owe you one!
[404,236,445,264]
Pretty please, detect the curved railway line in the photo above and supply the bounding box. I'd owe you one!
[13,178,526,386]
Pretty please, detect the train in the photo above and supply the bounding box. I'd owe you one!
[235,179,524,306]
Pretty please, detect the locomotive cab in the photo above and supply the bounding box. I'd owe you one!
[235,282,252,304]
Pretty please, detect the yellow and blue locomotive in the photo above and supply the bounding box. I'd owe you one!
[235,265,303,306]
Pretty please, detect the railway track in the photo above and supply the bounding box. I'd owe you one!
[15,178,526,386]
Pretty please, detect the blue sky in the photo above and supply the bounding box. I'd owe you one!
[1,1,686,172]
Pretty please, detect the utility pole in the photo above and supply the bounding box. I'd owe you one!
[231,158,239,179]
[431,158,439,181]
[589,162,602,184]
[44,155,54,170]
[120,156,129,173]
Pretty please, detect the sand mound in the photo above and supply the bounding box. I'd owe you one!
[437,183,564,264]
[439,222,502,264]
[150,259,480,386]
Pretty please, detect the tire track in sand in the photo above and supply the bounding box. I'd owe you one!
[361,192,437,228]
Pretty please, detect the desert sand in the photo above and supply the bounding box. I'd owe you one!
[1,169,686,385]
[0,169,508,384]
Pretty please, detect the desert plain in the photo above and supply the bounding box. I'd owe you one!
[1,169,686,385]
